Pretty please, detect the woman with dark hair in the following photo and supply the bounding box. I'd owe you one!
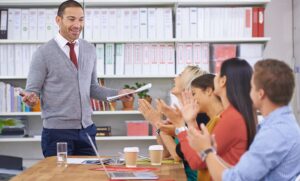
[215,58,256,148]
[158,58,257,180]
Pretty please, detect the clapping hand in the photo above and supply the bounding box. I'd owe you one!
[187,124,216,152]
[156,99,185,128]
[138,99,162,128]
[181,89,199,126]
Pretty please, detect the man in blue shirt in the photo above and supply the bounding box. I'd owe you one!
[187,59,300,181]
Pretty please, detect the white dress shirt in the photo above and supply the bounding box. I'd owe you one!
[54,33,79,60]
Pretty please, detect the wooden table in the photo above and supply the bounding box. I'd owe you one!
[11,156,187,181]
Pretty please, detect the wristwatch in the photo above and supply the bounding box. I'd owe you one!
[175,126,188,135]
[200,147,216,162]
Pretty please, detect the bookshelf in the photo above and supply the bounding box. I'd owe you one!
[0,0,270,165]
[0,38,270,44]
[0,136,156,143]
[0,111,141,116]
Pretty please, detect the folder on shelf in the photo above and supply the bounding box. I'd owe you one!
[0,9,8,39]
[142,44,150,75]
[115,43,125,75]
[139,8,148,39]
[84,8,93,40]
[131,8,140,40]
[21,9,29,40]
[92,9,101,40]
[105,43,115,75]
[96,43,105,76]
[37,9,46,40]
[28,9,38,40]
[133,44,142,75]
[163,8,173,39]
[106,83,152,102]
[189,8,198,39]
[258,7,265,37]
[124,43,134,75]
[100,9,109,40]
[147,8,156,40]
[108,9,117,40]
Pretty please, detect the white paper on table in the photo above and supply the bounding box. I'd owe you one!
[67,158,101,164]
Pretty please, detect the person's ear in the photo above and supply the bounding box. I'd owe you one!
[220,76,226,88]
[56,16,62,26]
[258,89,265,100]
[205,87,213,96]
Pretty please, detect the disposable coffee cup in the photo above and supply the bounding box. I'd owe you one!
[149,145,163,166]
[124,147,139,167]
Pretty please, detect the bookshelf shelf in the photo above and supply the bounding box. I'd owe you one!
[176,37,271,43]
[177,0,270,6]
[0,0,84,7]
[0,111,141,116]
[84,0,175,6]
[0,75,176,80]
[0,0,269,7]
[0,40,47,44]
[88,39,177,43]
[0,37,271,44]
[0,136,156,142]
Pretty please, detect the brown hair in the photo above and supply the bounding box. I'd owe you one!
[57,0,83,17]
[253,59,295,105]
[191,74,215,91]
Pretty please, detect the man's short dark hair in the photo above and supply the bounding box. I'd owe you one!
[57,0,83,17]
[254,59,295,105]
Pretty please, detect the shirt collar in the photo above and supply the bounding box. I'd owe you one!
[258,105,291,128]
[55,33,79,48]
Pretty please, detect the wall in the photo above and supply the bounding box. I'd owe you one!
[264,0,300,121]
[293,0,300,121]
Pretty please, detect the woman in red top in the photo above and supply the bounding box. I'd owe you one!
[158,58,257,181]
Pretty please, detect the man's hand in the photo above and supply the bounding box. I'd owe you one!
[118,89,134,102]
[19,90,39,107]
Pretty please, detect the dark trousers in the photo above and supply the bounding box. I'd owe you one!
[41,124,97,157]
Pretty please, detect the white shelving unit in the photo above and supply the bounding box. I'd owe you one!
[0,75,176,80]
[0,0,271,167]
[0,111,141,116]
[177,0,270,6]
[0,0,83,6]
[0,37,270,44]
[0,136,156,142]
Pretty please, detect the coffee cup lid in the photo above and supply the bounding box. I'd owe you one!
[124,147,139,152]
[149,145,164,150]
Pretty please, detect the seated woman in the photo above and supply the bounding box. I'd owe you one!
[157,58,257,181]
[138,65,208,181]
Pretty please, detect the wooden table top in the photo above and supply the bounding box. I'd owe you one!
[11,156,187,181]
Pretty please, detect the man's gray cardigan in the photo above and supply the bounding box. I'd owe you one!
[26,39,118,129]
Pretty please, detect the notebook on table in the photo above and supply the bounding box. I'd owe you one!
[85,133,158,180]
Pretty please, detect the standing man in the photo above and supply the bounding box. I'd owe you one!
[21,0,132,157]
[187,59,300,180]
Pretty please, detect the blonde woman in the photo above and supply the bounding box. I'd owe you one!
[139,65,208,181]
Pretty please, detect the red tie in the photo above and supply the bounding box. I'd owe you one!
[67,42,78,69]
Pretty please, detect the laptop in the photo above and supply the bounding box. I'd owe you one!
[85,133,158,180]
